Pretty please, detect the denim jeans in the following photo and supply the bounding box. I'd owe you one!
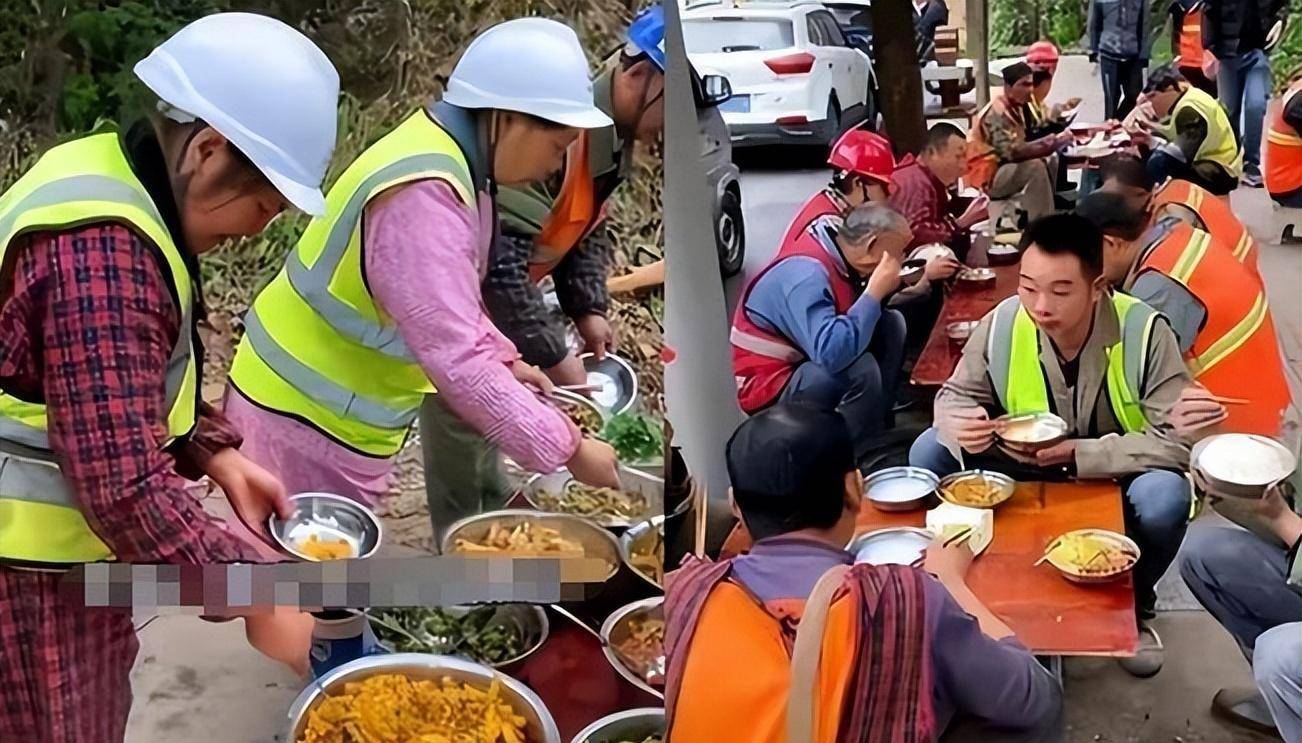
[781,309,907,459]
[909,427,1191,615]
[1099,55,1144,121]
[1217,48,1272,174]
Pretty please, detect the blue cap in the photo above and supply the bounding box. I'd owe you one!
[627,5,666,71]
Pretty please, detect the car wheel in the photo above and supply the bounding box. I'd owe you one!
[824,98,843,146]
[716,187,745,278]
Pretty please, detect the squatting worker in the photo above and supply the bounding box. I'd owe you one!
[225,19,622,534]
[1135,65,1243,196]
[490,5,667,387]
[909,214,1193,678]
[1094,153,1260,273]
[1077,188,1292,438]
[0,14,341,742]
[731,203,911,460]
[782,127,896,246]
[665,403,1063,742]
[1265,66,1302,210]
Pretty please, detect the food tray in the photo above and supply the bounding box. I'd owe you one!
[268,492,382,561]
[863,466,939,512]
[938,469,1016,509]
[1191,433,1297,498]
[282,653,562,743]
[601,597,665,700]
[581,352,638,416]
[572,707,665,743]
[441,509,622,580]
[523,466,665,528]
[1044,528,1140,585]
[847,527,933,566]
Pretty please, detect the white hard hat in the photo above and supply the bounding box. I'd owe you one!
[134,13,340,216]
[443,18,613,130]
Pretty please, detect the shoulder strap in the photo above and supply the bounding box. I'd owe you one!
[787,564,851,743]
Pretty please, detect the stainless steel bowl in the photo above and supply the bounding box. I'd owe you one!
[366,604,550,669]
[619,515,665,589]
[281,653,561,743]
[441,510,622,580]
[997,412,1070,451]
[601,596,665,700]
[847,527,933,566]
[938,469,1016,509]
[946,320,980,348]
[572,707,665,743]
[268,492,382,561]
[1191,433,1297,499]
[986,243,1020,266]
[522,466,664,528]
[581,352,639,416]
[554,389,611,436]
[1043,529,1140,585]
[863,467,939,512]
[956,267,997,286]
[900,259,927,286]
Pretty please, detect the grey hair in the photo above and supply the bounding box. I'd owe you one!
[840,202,910,244]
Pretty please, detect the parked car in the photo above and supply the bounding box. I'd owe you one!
[682,0,876,149]
[694,71,746,277]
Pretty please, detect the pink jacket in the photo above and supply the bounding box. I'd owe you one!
[364,179,580,472]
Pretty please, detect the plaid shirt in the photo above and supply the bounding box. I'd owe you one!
[889,155,957,250]
[483,228,613,369]
[0,126,259,742]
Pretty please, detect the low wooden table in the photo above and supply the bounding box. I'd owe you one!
[910,261,1020,387]
[719,480,1138,657]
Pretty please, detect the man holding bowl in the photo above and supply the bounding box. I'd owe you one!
[909,213,1193,677]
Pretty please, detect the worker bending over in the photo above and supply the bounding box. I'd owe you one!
[1136,65,1243,196]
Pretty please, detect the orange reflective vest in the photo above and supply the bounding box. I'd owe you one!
[1265,81,1302,198]
[529,129,600,282]
[965,96,1022,190]
[1153,179,1259,273]
[1137,224,1291,436]
[1176,7,1216,78]
[670,581,859,743]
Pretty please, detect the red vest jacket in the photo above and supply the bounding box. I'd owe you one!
[731,220,859,413]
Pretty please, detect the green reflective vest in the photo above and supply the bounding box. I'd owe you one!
[987,293,1160,435]
[0,130,198,567]
[228,110,476,457]
[1163,86,1245,179]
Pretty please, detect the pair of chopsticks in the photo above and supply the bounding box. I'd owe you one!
[558,383,602,393]
[910,527,975,568]
[1033,536,1063,567]
[1208,395,1249,405]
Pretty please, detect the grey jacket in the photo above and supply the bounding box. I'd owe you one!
[1088,0,1154,61]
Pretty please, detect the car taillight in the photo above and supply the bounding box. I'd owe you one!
[764,52,815,75]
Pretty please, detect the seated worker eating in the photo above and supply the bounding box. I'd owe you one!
[966,62,1075,223]
[1076,188,1292,438]
[1134,65,1243,197]
[1095,153,1260,273]
[731,203,912,460]
[909,213,1193,677]
[665,403,1064,743]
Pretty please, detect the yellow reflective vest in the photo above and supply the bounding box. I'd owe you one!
[1162,86,1244,180]
[986,293,1160,434]
[228,110,476,457]
[0,130,198,567]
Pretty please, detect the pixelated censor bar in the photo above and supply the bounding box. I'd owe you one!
[58,556,614,613]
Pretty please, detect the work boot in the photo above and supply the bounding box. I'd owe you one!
[1211,687,1282,738]
[1117,622,1164,678]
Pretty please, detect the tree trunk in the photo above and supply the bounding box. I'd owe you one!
[869,0,926,154]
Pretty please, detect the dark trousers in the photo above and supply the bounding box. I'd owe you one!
[779,309,907,459]
[1147,149,1239,196]
[1100,55,1144,121]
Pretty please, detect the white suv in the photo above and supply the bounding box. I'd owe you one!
[682,0,876,148]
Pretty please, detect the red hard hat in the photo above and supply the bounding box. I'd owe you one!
[1027,41,1060,69]
[826,128,895,185]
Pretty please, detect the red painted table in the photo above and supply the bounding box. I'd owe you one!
[910,261,1020,387]
[721,480,1138,657]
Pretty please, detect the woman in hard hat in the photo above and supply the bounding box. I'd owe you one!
[0,13,340,742]
[224,18,622,523]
